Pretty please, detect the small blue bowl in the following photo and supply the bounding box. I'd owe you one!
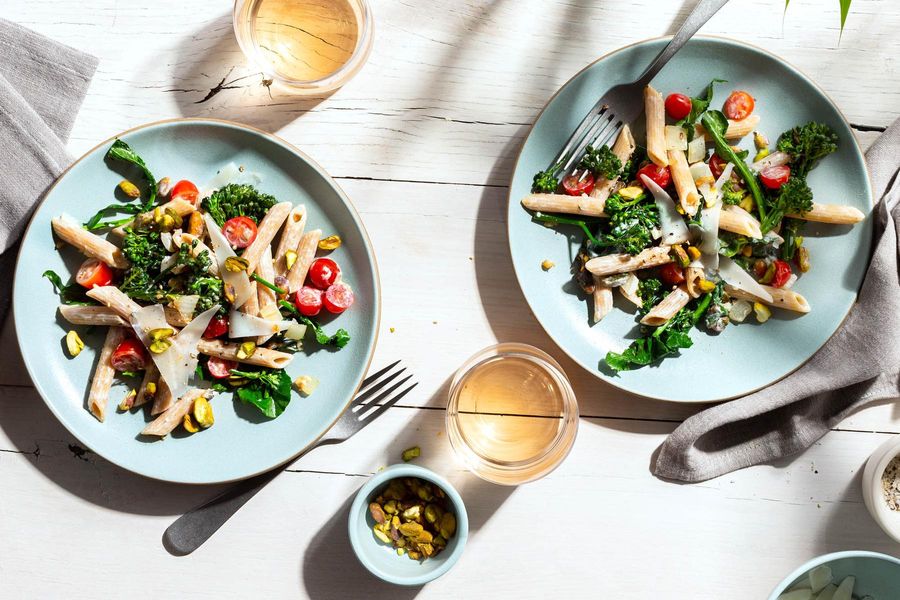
[348,464,468,586]
[768,551,900,599]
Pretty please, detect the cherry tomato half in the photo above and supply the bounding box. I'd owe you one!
[323,282,355,314]
[222,216,258,248]
[562,170,595,196]
[170,179,200,205]
[294,286,323,316]
[664,93,692,120]
[759,165,791,190]
[203,314,229,339]
[723,91,755,121]
[207,356,237,379]
[75,258,114,289]
[110,338,148,372]
[709,154,727,180]
[659,263,685,286]
[637,163,671,189]
[770,259,792,288]
[307,258,340,290]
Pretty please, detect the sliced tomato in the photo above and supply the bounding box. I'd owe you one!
[110,338,148,372]
[659,263,685,286]
[759,165,791,190]
[709,154,727,180]
[308,258,340,290]
[723,91,755,121]
[294,286,323,317]
[664,93,692,120]
[203,314,229,339]
[207,356,237,379]
[770,259,792,288]
[637,163,671,189]
[75,258,114,289]
[323,282,355,314]
[562,170,595,196]
[222,216,258,248]
[170,179,200,205]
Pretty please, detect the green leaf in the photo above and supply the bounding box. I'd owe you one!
[700,111,766,222]
[232,368,293,418]
[278,301,351,348]
[42,270,94,306]
[839,0,852,35]
[676,78,726,140]
[105,139,157,211]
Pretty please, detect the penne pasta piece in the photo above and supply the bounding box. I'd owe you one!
[86,286,141,319]
[585,247,672,277]
[141,388,213,437]
[241,281,260,317]
[695,114,761,141]
[274,204,307,277]
[619,273,642,308]
[110,198,195,238]
[684,267,704,299]
[87,327,127,422]
[641,286,691,326]
[786,203,865,225]
[725,284,811,313]
[591,276,613,324]
[644,85,668,167]
[59,304,128,327]
[51,215,129,269]
[286,229,322,293]
[241,201,292,273]
[134,363,159,408]
[590,125,636,204]
[521,193,606,217]
[667,148,701,216]
[151,379,173,415]
[197,339,293,369]
[257,246,278,315]
[719,205,763,239]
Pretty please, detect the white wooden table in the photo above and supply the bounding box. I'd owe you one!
[2,1,899,597]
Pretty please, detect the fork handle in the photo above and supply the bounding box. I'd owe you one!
[638,0,731,85]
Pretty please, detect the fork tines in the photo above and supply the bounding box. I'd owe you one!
[551,102,623,179]
[351,360,418,422]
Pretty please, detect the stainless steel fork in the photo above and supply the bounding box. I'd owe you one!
[163,360,418,555]
[549,0,731,178]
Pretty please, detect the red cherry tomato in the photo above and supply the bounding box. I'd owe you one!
[307,258,340,290]
[637,163,671,189]
[723,91,755,121]
[221,216,258,248]
[207,356,237,379]
[770,259,792,288]
[759,165,791,190]
[203,314,229,339]
[561,170,595,196]
[664,93,692,120]
[170,179,199,205]
[110,338,148,372]
[294,286,323,316]
[709,154,727,180]
[75,258,114,289]
[323,282,355,314]
[659,263,685,286]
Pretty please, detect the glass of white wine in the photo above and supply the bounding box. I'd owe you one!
[233,0,373,94]
[446,343,579,486]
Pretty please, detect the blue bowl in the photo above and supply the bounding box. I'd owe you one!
[768,551,900,599]
[348,464,469,586]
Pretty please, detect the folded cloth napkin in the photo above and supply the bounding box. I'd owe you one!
[654,119,900,482]
[0,18,98,319]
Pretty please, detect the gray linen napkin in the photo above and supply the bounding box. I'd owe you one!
[0,18,98,319]
[654,119,900,482]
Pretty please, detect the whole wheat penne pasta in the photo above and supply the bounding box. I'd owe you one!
[241,281,260,316]
[142,388,213,437]
[51,215,129,269]
[151,379,173,415]
[197,339,293,369]
[59,304,129,327]
[590,125,636,204]
[257,246,278,313]
[133,364,159,408]
[86,286,142,319]
[684,267,704,298]
[286,229,322,293]
[591,277,613,324]
[521,193,606,217]
[619,273,642,308]
[668,148,701,216]
[585,247,673,277]
[644,86,668,167]
[695,114,761,141]
[719,205,763,239]
[725,284,811,313]
[88,327,127,422]
[274,205,307,277]
[110,198,195,238]
[241,202,292,273]
[641,286,691,326]
[786,203,865,225]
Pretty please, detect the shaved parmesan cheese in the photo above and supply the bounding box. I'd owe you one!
[202,162,263,197]
[172,295,200,320]
[713,162,735,199]
[284,320,308,340]
[160,254,178,274]
[718,256,773,303]
[228,309,288,338]
[203,213,253,308]
[698,202,721,271]
[750,150,790,173]
[664,125,687,151]
[258,302,282,322]
[690,162,719,208]
[687,135,706,163]
[618,273,641,308]
[640,174,689,245]
[160,231,174,252]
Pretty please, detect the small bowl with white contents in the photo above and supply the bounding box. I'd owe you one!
[768,551,900,599]
[862,433,900,543]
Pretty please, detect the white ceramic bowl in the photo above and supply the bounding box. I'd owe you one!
[861,433,900,543]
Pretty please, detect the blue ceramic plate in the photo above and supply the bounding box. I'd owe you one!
[14,119,380,483]
[508,37,872,402]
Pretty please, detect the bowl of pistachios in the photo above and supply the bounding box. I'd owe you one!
[348,464,468,586]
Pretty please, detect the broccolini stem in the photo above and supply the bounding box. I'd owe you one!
[251,273,287,295]
[532,212,602,246]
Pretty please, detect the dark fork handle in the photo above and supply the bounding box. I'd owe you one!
[639,0,731,85]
